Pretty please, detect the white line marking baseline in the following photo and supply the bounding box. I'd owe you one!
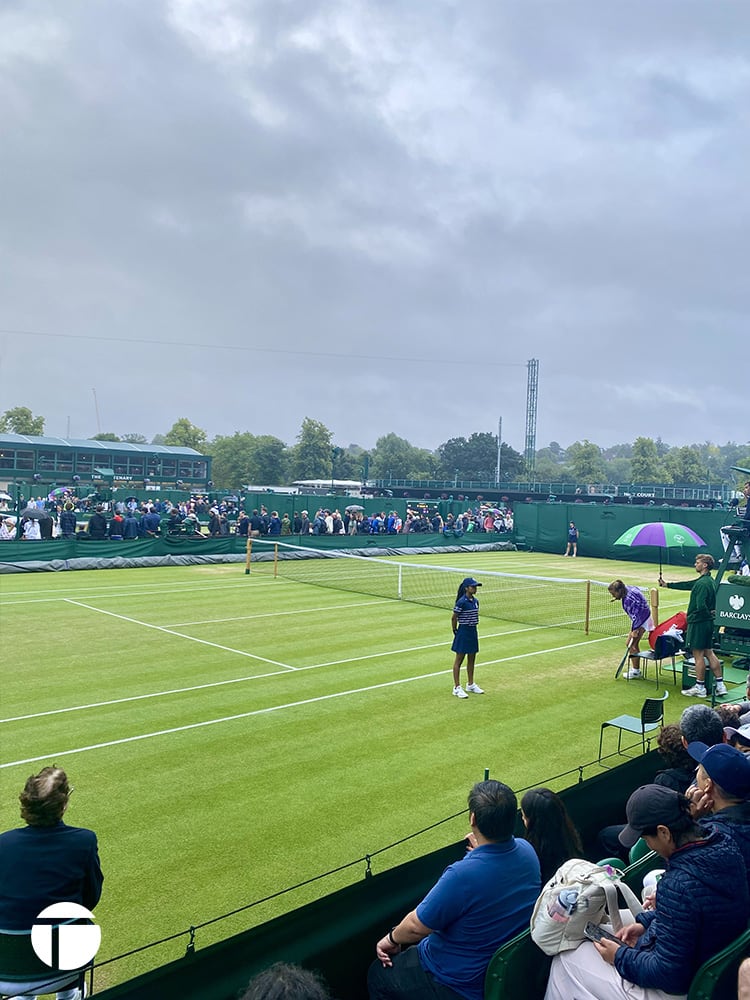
[1,634,618,768]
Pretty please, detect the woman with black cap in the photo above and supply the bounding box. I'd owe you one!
[451,577,484,699]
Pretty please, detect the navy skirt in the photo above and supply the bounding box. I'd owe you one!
[452,625,479,655]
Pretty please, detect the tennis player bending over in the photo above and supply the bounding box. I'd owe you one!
[608,580,654,680]
[451,577,484,699]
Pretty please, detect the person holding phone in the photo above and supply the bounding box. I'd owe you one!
[544,785,748,1000]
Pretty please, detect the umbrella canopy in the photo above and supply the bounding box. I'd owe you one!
[20,506,52,520]
[345,504,364,512]
[48,487,72,498]
[0,491,12,502]
[613,522,707,573]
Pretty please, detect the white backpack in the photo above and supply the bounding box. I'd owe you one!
[530,858,643,955]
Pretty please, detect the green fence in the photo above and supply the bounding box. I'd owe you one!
[513,503,736,566]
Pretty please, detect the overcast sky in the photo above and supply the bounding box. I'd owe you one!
[1,0,747,455]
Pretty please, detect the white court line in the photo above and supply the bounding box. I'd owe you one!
[0,633,619,769]
[64,599,296,671]
[0,623,547,724]
[0,578,285,607]
[163,598,391,627]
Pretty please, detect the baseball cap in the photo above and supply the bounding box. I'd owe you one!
[723,725,750,749]
[461,577,482,588]
[687,742,750,798]
[619,785,685,848]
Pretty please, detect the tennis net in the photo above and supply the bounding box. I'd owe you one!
[247,539,642,637]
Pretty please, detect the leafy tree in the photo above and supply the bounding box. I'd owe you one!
[210,433,258,489]
[151,434,167,445]
[252,435,289,484]
[0,406,45,435]
[566,440,606,482]
[292,418,334,480]
[92,432,121,441]
[122,433,148,444]
[533,453,570,481]
[665,445,704,485]
[370,433,436,480]
[164,418,208,451]
[630,437,661,482]
[497,443,525,481]
[437,433,498,480]
[210,433,290,488]
[603,456,632,484]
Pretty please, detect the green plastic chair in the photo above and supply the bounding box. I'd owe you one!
[598,691,669,764]
[628,837,653,865]
[687,926,750,1000]
[484,928,551,1000]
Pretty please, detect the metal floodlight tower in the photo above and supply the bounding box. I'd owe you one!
[524,359,539,475]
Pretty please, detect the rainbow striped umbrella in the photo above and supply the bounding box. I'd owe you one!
[614,522,707,573]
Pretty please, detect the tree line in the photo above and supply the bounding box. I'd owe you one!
[1,407,747,490]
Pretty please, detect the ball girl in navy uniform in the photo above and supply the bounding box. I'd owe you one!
[451,577,484,699]
[564,521,578,557]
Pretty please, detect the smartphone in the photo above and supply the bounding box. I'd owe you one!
[584,921,624,946]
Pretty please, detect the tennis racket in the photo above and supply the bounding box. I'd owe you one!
[614,639,633,679]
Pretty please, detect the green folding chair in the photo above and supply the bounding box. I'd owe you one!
[484,928,551,1000]
[598,691,669,764]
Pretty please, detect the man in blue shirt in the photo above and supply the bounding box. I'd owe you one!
[367,781,541,1000]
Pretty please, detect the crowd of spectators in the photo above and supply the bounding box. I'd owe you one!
[0,493,514,543]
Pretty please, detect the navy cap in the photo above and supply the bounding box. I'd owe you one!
[619,785,685,849]
[687,742,750,799]
[461,578,482,588]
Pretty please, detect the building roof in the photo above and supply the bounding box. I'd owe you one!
[0,433,204,457]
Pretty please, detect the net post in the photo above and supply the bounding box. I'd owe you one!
[650,587,659,626]
[584,579,591,634]
[398,564,403,599]
[245,537,252,575]
[274,544,279,578]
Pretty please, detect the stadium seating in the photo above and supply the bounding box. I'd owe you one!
[687,927,750,1000]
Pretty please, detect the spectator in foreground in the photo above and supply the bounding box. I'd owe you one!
[544,785,748,1000]
[595,721,700,861]
[367,780,540,1000]
[240,962,331,999]
[0,766,103,1000]
[686,741,750,892]
[520,787,584,884]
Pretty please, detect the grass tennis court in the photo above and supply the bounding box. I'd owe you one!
[0,549,694,989]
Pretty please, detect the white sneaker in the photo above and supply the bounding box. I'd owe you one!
[625,668,642,679]
[681,685,707,698]
[453,685,469,699]
[715,681,728,696]
[466,682,484,694]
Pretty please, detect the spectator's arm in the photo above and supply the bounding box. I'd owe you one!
[375,910,432,967]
